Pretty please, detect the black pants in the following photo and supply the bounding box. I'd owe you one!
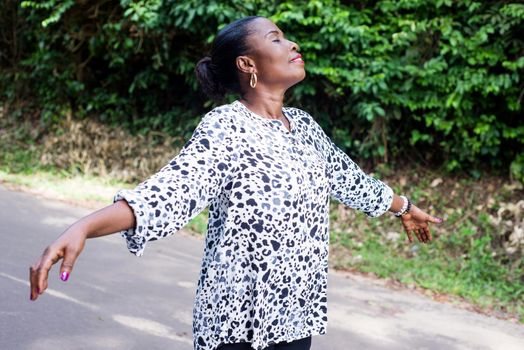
[216,336,312,350]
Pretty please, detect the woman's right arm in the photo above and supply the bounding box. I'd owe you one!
[29,107,238,301]
[29,199,135,301]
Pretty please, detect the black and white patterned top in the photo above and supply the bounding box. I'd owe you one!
[114,100,394,350]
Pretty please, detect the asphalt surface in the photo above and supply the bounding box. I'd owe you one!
[1,184,523,350]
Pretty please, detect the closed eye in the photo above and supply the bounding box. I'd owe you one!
[272,39,281,42]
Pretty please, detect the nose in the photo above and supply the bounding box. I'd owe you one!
[289,40,299,52]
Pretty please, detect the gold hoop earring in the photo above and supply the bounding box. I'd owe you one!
[250,72,257,88]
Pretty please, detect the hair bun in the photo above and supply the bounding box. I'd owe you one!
[199,56,212,64]
[195,56,223,100]
[195,16,262,101]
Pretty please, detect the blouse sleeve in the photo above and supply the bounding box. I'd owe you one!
[113,110,237,256]
[307,112,393,217]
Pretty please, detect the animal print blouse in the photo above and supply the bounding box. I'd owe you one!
[114,100,394,350]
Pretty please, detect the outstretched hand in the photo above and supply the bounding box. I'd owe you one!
[29,229,86,301]
[28,200,136,301]
[400,205,443,243]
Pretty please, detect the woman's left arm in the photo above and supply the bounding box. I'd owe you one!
[305,112,443,243]
[389,194,443,243]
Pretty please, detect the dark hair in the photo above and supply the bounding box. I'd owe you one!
[195,16,262,100]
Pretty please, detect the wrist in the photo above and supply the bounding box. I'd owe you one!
[65,222,90,240]
[392,195,412,217]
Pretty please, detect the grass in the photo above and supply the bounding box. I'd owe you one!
[0,170,130,206]
[0,168,210,234]
[329,203,524,324]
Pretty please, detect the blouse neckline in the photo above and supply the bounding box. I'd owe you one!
[233,100,295,135]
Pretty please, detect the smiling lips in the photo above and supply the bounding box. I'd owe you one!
[290,54,304,64]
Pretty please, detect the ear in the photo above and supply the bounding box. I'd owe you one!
[236,55,256,74]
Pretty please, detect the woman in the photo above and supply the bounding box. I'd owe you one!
[29,16,442,350]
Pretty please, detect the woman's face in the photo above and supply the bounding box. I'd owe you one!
[243,17,305,90]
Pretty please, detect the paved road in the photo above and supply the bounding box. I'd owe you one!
[1,185,523,350]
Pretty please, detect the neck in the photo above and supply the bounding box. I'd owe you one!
[239,88,285,120]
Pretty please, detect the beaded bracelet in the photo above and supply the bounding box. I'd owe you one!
[394,195,412,217]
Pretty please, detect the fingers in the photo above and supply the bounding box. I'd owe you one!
[418,228,429,243]
[403,224,432,244]
[421,214,440,242]
[404,227,434,244]
[29,264,39,301]
[413,229,422,243]
[29,246,62,301]
[410,205,444,225]
[59,249,79,282]
[30,257,48,301]
[30,250,47,301]
[424,227,433,242]
[405,228,414,243]
[426,215,444,224]
[411,227,433,244]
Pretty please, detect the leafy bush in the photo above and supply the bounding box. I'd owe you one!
[0,0,522,176]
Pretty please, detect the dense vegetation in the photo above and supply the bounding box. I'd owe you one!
[1,0,522,179]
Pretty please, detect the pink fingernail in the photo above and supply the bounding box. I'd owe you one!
[60,272,69,281]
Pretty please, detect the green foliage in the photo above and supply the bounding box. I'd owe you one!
[511,153,524,183]
[0,0,523,175]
